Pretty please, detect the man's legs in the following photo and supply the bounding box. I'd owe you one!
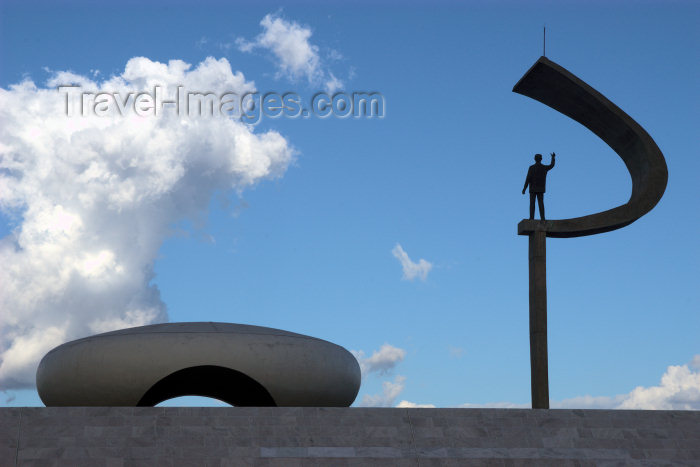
[537,193,545,220]
[529,193,536,220]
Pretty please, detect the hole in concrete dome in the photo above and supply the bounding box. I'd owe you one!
[137,365,277,407]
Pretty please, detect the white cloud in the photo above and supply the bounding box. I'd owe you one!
[353,344,409,407]
[459,355,700,411]
[0,56,294,389]
[551,357,700,410]
[352,343,406,377]
[324,73,343,95]
[616,358,700,410]
[237,13,343,92]
[396,400,436,408]
[361,375,406,407]
[392,243,432,281]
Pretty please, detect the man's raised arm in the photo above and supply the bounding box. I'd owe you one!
[547,152,556,170]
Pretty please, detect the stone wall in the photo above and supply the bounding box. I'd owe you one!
[1,407,699,466]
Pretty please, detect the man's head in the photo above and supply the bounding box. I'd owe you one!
[534,154,542,162]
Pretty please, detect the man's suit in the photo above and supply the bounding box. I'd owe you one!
[523,156,555,220]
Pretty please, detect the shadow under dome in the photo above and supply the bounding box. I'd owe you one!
[137,365,276,407]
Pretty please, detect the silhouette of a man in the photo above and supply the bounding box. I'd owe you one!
[522,152,556,220]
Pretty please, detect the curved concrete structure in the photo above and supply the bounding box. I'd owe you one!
[36,322,361,407]
[514,56,668,238]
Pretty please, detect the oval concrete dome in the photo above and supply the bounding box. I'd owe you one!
[36,322,361,407]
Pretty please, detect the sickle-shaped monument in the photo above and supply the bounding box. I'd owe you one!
[514,57,668,409]
[516,56,668,238]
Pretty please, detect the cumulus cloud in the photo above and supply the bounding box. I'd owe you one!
[392,244,432,281]
[352,343,406,378]
[616,357,700,410]
[550,357,700,410]
[0,56,294,389]
[237,13,342,92]
[459,355,700,410]
[361,375,406,407]
[324,72,343,95]
[353,344,409,407]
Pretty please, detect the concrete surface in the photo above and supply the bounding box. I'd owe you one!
[2,407,699,466]
[36,323,360,407]
[514,56,668,238]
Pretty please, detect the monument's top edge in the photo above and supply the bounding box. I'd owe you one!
[94,322,310,338]
[512,56,552,93]
[42,322,328,358]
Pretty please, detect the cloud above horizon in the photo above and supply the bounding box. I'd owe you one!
[361,375,406,407]
[457,355,700,410]
[392,244,432,281]
[236,13,343,93]
[353,344,409,407]
[362,352,700,410]
[352,343,406,377]
[350,341,700,409]
[0,56,294,389]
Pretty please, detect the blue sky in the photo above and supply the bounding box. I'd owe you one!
[1,0,698,409]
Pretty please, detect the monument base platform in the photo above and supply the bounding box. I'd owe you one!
[2,407,698,466]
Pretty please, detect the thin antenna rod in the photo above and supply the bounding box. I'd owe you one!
[543,25,546,57]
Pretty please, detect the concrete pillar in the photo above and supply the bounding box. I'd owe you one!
[529,229,549,409]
